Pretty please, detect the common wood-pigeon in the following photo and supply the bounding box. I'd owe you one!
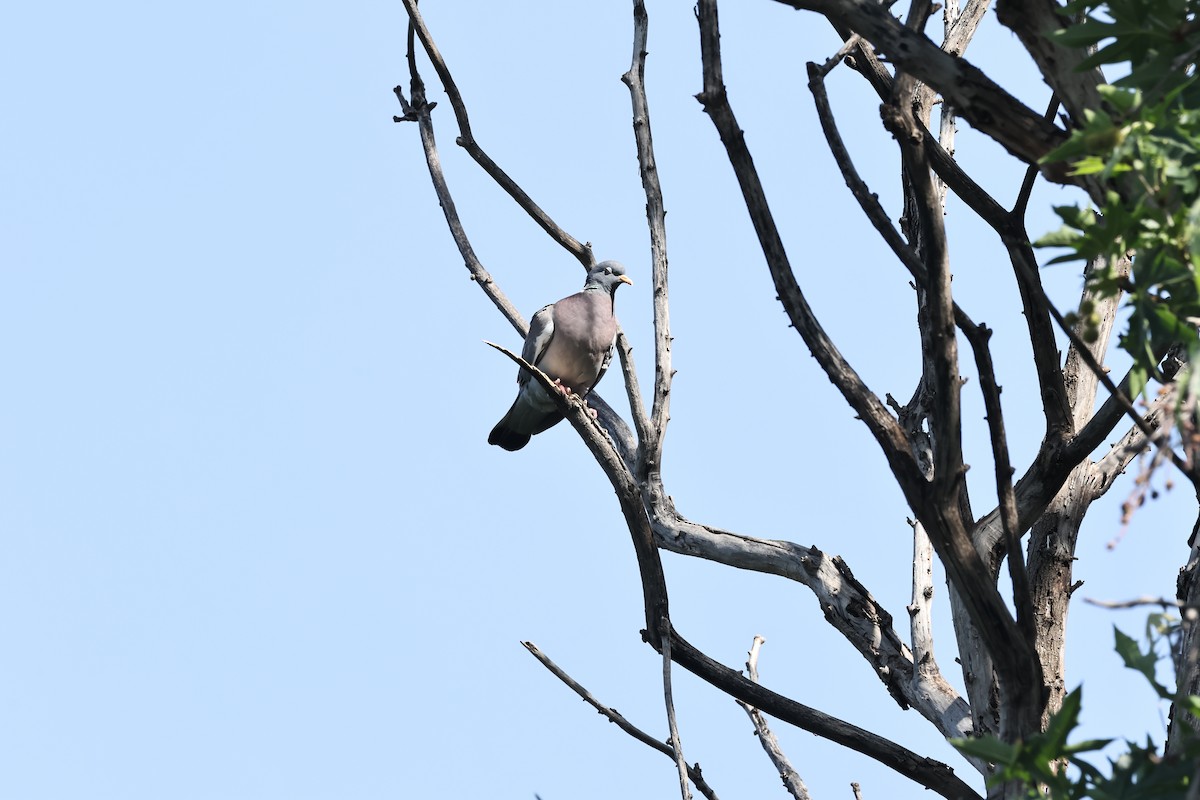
[489,261,633,451]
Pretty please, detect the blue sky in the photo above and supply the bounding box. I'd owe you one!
[2,2,1191,798]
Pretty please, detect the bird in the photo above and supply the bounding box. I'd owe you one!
[488,260,633,451]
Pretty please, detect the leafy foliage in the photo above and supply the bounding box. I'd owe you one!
[1034,0,1200,394]
[951,622,1199,798]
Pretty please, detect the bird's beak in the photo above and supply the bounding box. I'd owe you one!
[619,275,634,286]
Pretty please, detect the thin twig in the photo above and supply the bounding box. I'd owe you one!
[1090,386,1176,498]
[695,0,921,497]
[826,25,1013,231]
[393,30,525,338]
[851,782,865,800]
[399,0,595,267]
[1008,254,1190,476]
[807,57,982,338]
[667,621,983,800]
[969,356,1176,563]
[662,627,693,800]
[1001,239,1072,439]
[1084,596,1188,610]
[616,330,654,450]
[737,636,811,800]
[960,321,1037,647]
[772,0,1070,170]
[622,0,673,475]
[815,33,863,75]
[522,642,720,800]
[1002,97,1075,443]
[806,60,927,282]
[395,37,638,463]
[1012,96,1062,219]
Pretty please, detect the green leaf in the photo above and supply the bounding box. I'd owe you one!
[1034,226,1084,248]
[1128,364,1149,398]
[1040,686,1083,759]
[1053,18,1122,47]
[1043,134,1097,164]
[1186,197,1200,267]
[1061,737,1113,755]
[1056,205,1099,230]
[1043,252,1090,266]
[950,736,1018,765]
[1097,84,1142,113]
[1069,155,1110,176]
[1114,626,1172,698]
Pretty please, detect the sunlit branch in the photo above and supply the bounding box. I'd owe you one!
[648,506,975,739]
[661,630,693,800]
[396,38,637,467]
[393,28,524,337]
[622,0,674,475]
[400,0,595,267]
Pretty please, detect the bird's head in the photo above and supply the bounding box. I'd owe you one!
[584,260,634,294]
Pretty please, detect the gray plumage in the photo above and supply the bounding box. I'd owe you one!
[489,261,633,451]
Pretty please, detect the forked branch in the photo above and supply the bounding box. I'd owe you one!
[695,0,922,500]
[737,637,811,800]
[522,641,720,800]
[773,0,1069,171]
[622,0,674,475]
[400,0,595,267]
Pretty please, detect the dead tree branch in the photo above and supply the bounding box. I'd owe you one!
[667,624,983,800]
[994,0,1106,124]
[695,0,921,501]
[399,0,595,267]
[885,39,1046,740]
[522,641,720,800]
[393,45,524,337]
[959,321,1036,645]
[622,0,674,478]
[650,506,974,739]
[773,0,1069,171]
[737,637,811,800]
[484,343,980,799]
[396,16,638,466]
[662,630,693,800]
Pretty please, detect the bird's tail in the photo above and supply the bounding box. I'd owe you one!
[488,389,564,450]
[488,417,532,451]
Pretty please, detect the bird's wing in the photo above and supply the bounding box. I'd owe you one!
[584,333,617,397]
[518,304,556,386]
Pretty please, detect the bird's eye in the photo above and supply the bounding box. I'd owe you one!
[604,267,612,275]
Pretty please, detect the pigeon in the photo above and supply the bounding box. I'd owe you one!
[489,260,633,451]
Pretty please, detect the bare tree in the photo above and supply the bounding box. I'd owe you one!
[395,1,1199,798]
